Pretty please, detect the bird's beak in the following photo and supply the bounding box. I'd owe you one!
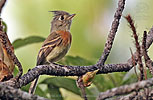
[68,14,76,20]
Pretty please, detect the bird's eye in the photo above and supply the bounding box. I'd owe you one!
[59,15,64,20]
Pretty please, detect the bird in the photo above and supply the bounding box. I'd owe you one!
[29,10,75,94]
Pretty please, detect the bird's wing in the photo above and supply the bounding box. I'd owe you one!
[36,32,62,65]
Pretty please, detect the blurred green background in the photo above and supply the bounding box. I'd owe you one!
[1,0,153,100]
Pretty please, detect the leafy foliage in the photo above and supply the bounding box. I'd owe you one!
[41,77,96,100]
[21,84,48,98]
[58,55,93,66]
[12,36,45,49]
[41,77,81,96]
[2,21,7,32]
[47,84,63,100]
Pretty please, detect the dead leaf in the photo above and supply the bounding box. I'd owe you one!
[0,59,13,81]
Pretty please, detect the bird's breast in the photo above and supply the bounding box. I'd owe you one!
[46,30,72,63]
[57,30,72,46]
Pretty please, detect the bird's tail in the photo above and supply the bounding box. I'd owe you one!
[29,76,39,94]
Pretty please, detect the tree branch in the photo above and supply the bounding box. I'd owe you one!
[3,63,131,88]
[0,20,23,80]
[96,77,153,100]
[97,0,126,65]
[127,26,153,65]
[0,83,49,100]
[125,14,144,80]
[142,31,153,76]
[0,0,23,80]
[115,92,137,100]
[116,87,153,100]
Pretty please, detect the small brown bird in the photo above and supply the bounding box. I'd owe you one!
[29,11,75,94]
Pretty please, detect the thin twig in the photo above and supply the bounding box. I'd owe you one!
[77,76,87,100]
[130,48,139,80]
[125,14,144,81]
[127,26,153,65]
[142,31,149,61]
[0,20,23,80]
[97,0,126,65]
[0,0,22,80]
[142,31,153,76]
[142,31,148,80]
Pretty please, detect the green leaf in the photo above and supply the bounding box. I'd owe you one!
[12,36,45,49]
[41,77,95,99]
[2,21,7,32]
[21,83,30,92]
[13,67,18,76]
[121,74,137,85]
[47,84,63,100]
[35,86,48,98]
[41,77,81,96]
[58,55,93,66]
[122,70,138,85]
[93,72,128,93]
[93,74,114,92]
[21,84,48,98]
[93,74,118,92]
[85,87,97,100]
